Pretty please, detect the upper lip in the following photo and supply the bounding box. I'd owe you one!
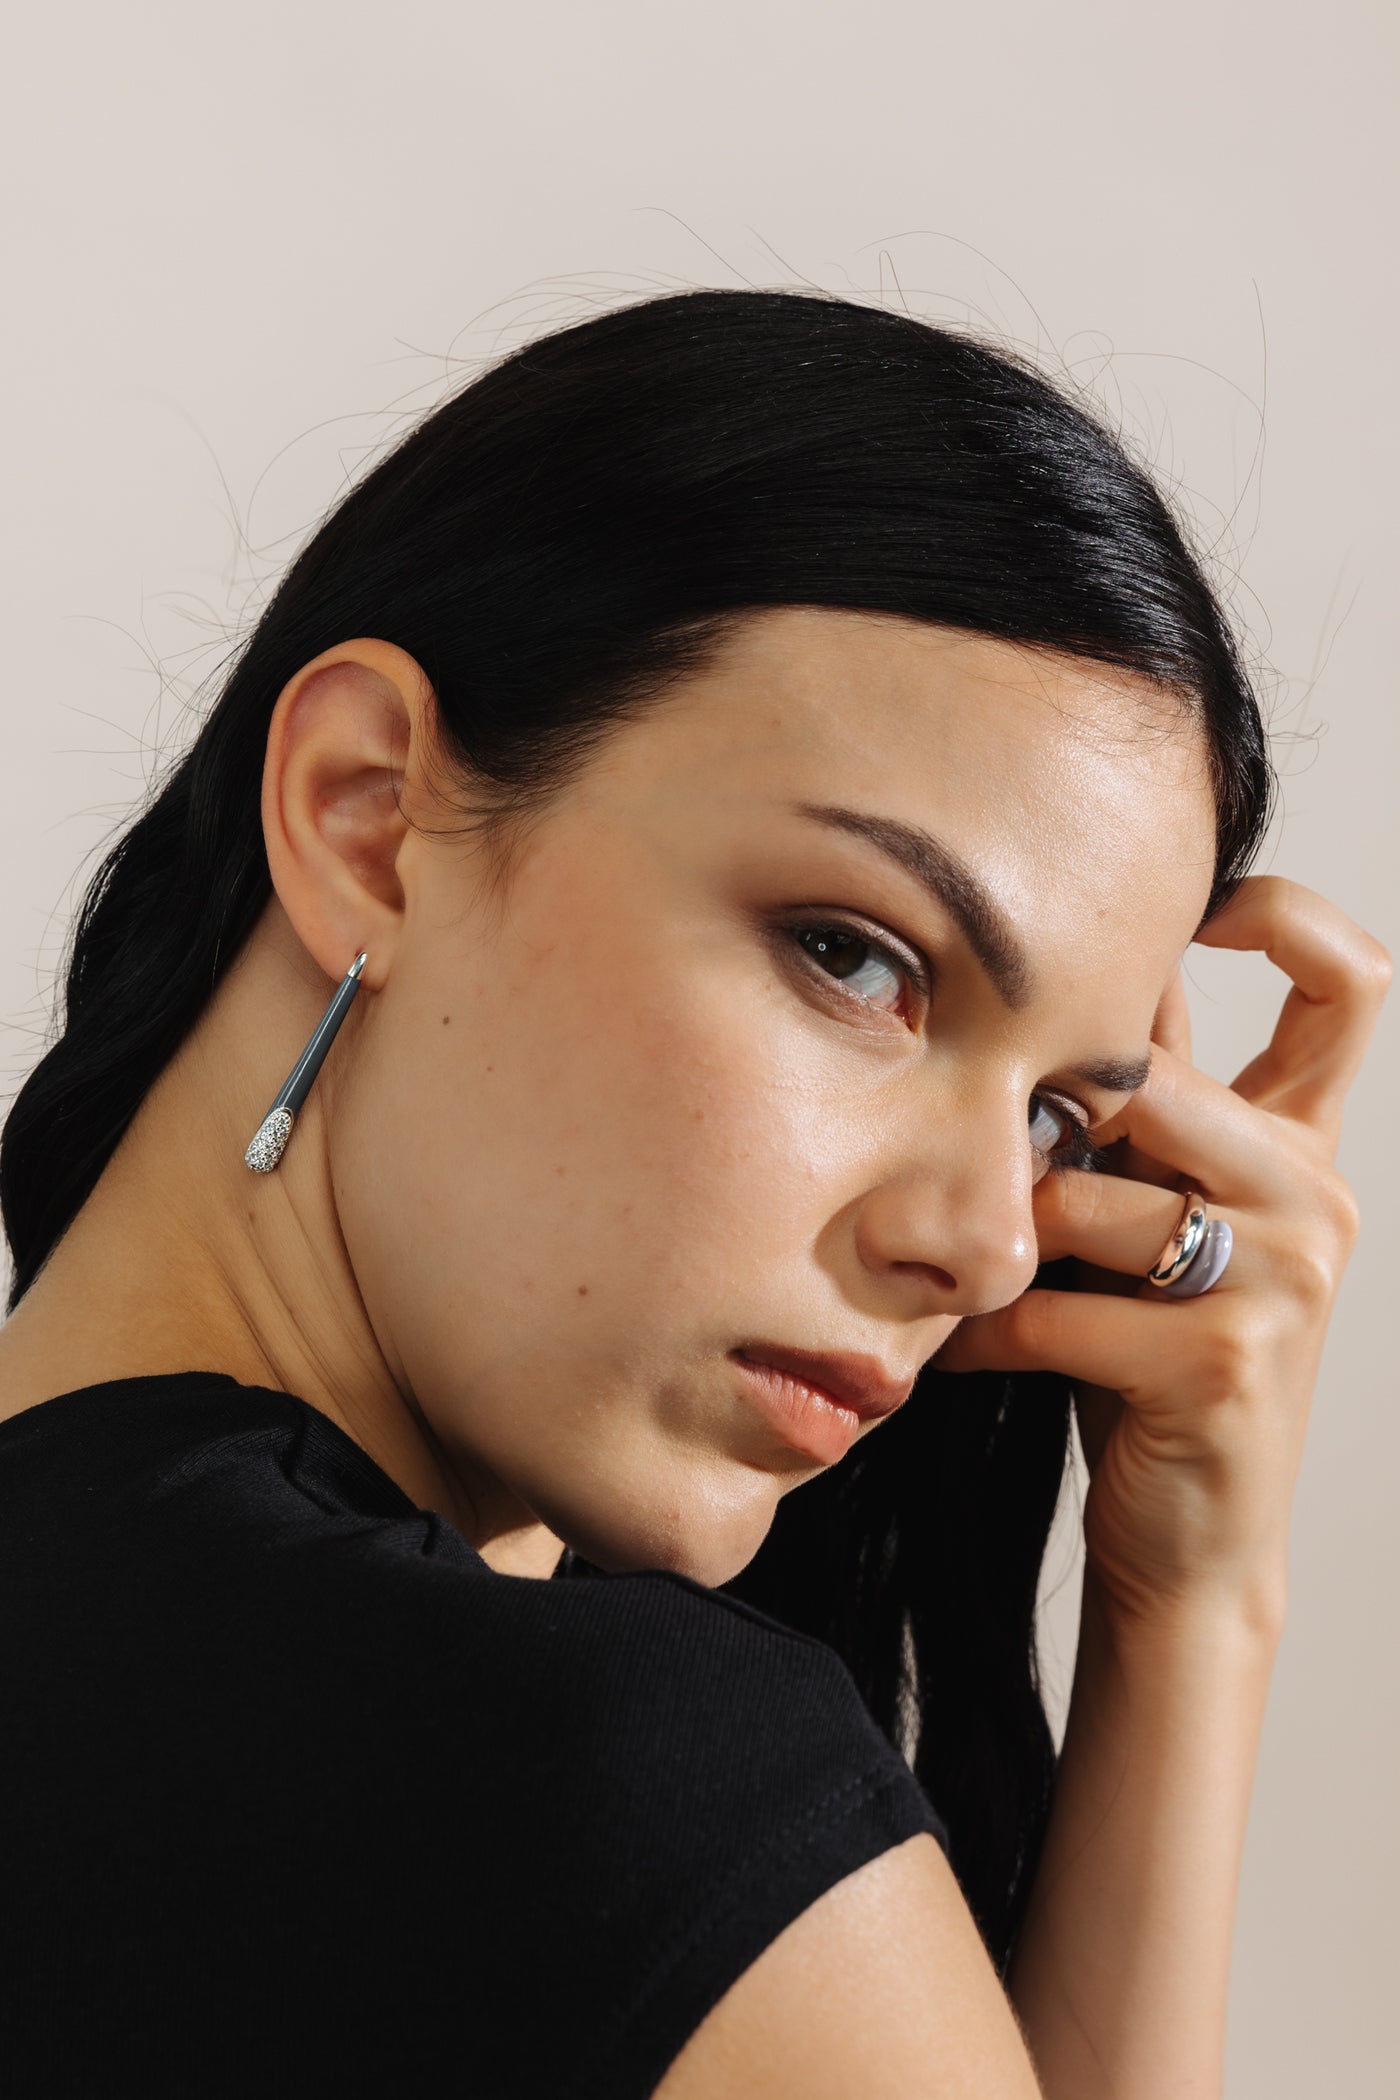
[731,1342,915,1420]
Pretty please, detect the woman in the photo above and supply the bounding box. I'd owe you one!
[0,288,1387,2098]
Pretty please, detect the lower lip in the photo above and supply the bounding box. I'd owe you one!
[729,1352,865,1464]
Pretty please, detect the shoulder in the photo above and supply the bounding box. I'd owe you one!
[653,1831,1044,2100]
[0,1382,973,2097]
[172,1536,957,2098]
[274,1547,958,2094]
[510,1559,952,1880]
[303,1545,952,1867]
[411,1553,946,1837]
[436,1563,958,2100]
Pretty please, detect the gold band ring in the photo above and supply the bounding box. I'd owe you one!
[1146,1191,1209,1287]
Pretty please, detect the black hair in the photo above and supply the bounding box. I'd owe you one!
[0,287,1274,1975]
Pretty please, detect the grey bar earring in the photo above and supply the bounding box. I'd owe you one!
[244,952,368,1173]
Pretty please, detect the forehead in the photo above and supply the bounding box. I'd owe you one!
[595,605,1218,993]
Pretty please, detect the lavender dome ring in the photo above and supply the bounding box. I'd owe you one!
[1158,1218,1234,1298]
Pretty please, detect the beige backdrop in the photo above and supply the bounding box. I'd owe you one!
[1,4,1395,2091]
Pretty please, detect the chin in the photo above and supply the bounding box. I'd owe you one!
[546,1474,780,1590]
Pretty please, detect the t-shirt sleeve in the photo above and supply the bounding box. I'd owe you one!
[28,1493,950,2100]
[0,1381,955,2100]
[515,1566,951,2100]
[280,1549,951,2098]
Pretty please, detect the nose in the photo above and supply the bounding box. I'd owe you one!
[854,1093,1043,1319]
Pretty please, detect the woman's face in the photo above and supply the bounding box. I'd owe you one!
[332,608,1218,1583]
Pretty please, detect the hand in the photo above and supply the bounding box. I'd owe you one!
[931,875,1392,1633]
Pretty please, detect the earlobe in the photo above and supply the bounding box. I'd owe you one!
[260,639,434,992]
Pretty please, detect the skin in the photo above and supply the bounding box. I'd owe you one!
[0,604,1390,2096]
[0,608,1215,1583]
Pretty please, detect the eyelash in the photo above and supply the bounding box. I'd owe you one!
[782,913,1109,1178]
[1041,1119,1110,1178]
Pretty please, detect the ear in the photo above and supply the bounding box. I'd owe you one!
[259,638,438,993]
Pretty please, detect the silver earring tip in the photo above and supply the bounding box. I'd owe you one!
[245,1107,294,1173]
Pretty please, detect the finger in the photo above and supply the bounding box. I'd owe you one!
[1105,965,1194,1192]
[1151,964,1193,1063]
[1194,875,1392,1143]
[1033,1167,1240,1283]
[1092,1041,1292,1205]
[930,1285,1187,1396]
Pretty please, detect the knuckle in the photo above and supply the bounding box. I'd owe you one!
[1309,1167,1376,1243]
[1036,1167,1076,1232]
[1254,873,1295,904]
[1260,1174,1356,1305]
[1275,1235,1340,1313]
[1197,1316,1255,1393]
[1319,1172,1363,1251]
[1357,935,1394,993]
[1013,1285,1066,1357]
[1034,1165,1118,1258]
[1072,1168,1120,1230]
[1257,873,1308,917]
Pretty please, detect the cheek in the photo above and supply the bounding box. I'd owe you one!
[343,920,855,1359]
[503,933,841,1295]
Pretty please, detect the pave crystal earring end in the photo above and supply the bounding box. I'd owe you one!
[244,1108,295,1174]
[242,952,367,1174]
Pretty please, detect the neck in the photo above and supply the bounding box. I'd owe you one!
[0,909,565,1580]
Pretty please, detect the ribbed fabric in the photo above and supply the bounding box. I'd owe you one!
[0,1372,948,2098]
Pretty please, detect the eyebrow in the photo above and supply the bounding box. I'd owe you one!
[1063,1049,1154,1096]
[791,800,1154,1099]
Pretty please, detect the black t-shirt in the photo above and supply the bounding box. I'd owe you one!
[0,1371,948,2097]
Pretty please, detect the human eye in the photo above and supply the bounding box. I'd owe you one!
[778,917,1112,1174]
[1029,1094,1109,1176]
[779,912,930,1024]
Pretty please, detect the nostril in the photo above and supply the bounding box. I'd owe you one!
[894,1258,957,1291]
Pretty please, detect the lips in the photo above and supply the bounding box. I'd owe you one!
[729,1343,913,1420]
